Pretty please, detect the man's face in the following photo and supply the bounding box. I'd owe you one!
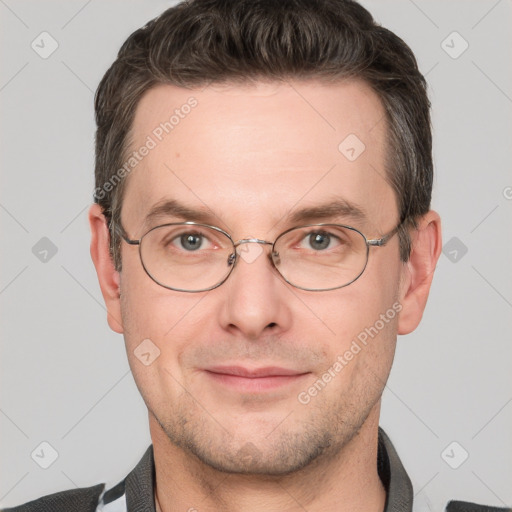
[118,80,406,474]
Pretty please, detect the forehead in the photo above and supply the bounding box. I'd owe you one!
[122,80,395,235]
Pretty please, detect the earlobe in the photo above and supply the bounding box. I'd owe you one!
[88,204,124,334]
[397,210,442,335]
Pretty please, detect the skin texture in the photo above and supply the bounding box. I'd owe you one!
[89,79,442,511]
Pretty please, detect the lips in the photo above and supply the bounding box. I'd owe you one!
[203,365,310,392]
[205,365,306,378]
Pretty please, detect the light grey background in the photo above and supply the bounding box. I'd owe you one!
[1,0,511,509]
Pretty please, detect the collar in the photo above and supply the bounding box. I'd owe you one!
[377,427,414,511]
[102,426,413,511]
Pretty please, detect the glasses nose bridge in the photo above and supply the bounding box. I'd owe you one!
[234,238,274,249]
[230,238,278,267]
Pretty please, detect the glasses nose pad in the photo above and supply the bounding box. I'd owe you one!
[227,252,237,267]
[271,250,281,266]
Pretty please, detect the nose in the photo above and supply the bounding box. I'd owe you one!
[217,240,292,340]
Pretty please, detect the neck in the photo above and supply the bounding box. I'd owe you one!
[150,407,386,512]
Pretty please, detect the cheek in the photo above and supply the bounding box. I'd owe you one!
[308,252,402,377]
[118,253,203,381]
[312,296,398,409]
[320,274,400,345]
[119,247,191,339]
[119,285,206,411]
[120,289,201,364]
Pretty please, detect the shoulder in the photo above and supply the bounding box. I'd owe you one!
[1,483,105,512]
[445,500,512,512]
[1,445,153,512]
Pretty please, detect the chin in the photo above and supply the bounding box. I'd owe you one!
[168,418,335,476]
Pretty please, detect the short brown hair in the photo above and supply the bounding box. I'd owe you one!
[94,0,432,270]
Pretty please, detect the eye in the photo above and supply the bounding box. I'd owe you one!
[157,228,214,252]
[299,230,343,251]
[146,224,233,259]
[169,231,212,252]
[175,232,206,251]
[307,232,332,250]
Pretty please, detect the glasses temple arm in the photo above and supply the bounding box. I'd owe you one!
[366,221,404,247]
[110,220,140,245]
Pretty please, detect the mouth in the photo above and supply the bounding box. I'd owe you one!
[203,365,311,392]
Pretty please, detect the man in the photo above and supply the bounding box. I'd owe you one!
[4,0,509,511]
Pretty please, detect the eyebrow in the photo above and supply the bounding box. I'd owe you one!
[288,198,367,224]
[143,197,367,229]
[144,199,216,227]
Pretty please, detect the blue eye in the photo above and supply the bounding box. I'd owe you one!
[308,232,331,250]
[178,233,204,251]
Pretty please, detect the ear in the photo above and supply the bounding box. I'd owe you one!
[88,204,124,334]
[397,210,442,335]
